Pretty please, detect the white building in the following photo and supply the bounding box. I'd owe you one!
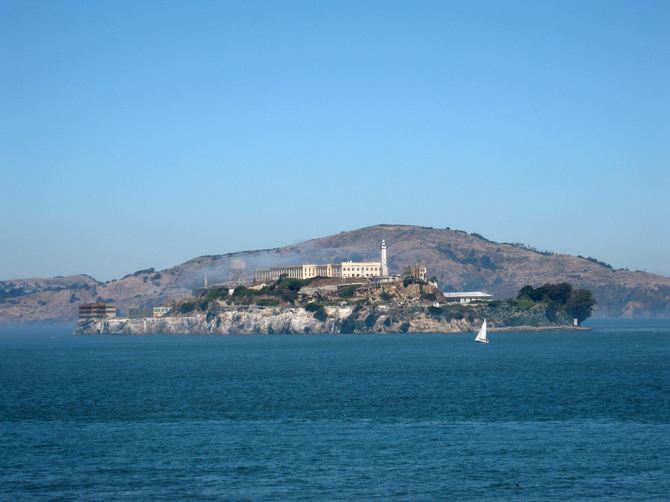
[443,291,493,304]
[254,261,381,282]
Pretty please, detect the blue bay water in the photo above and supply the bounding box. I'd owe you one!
[1,320,668,501]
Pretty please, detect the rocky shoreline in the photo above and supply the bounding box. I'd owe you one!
[73,306,587,335]
[73,277,594,335]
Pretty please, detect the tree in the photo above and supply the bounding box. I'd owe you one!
[517,285,534,300]
[566,289,597,325]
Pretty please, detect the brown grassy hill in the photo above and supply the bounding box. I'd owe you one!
[2,224,668,322]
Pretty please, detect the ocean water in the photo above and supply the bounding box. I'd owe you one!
[0,320,668,501]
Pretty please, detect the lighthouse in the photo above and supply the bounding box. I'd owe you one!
[381,240,388,276]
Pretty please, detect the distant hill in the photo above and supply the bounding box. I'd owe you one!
[1,224,669,323]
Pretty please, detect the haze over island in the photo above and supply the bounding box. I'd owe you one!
[1,1,668,283]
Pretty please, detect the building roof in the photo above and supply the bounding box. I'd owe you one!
[442,291,492,299]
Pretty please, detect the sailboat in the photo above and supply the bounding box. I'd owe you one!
[475,319,489,343]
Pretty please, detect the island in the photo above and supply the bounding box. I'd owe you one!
[73,278,594,335]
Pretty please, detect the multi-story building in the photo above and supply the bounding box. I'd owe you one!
[254,261,381,283]
[78,302,116,320]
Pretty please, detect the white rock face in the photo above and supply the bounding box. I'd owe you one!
[73,307,358,335]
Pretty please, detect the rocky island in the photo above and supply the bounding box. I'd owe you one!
[74,278,594,335]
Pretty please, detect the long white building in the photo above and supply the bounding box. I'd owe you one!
[254,241,394,282]
[254,261,382,282]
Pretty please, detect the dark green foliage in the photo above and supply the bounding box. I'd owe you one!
[197,299,210,311]
[232,286,252,298]
[272,278,308,303]
[69,293,77,303]
[364,314,378,327]
[340,317,363,333]
[380,292,391,301]
[204,287,228,300]
[338,284,360,299]
[503,316,525,326]
[517,283,573,305]
[437,246,458,260]
[400,322,411,333]
[313,307,328,323]
[479,255,497,271]
[133,268,155,277]
[256,298,280,307]
[507,242,556,256]
[578,255,613,269]
[285,279,304,292]
[403,276,424,287]
[517,286,535,300]
[506,298,534,310]
[383,317,391,327]
[180,302,196,314]
[516,283,596,324]
[305,302,322,312]
[566,289,597,325]
[428,305,444,317]
[470,232,490,242]
[152,273,162,281]
[279,289,298,303]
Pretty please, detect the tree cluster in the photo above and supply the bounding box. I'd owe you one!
[517,283,596,325]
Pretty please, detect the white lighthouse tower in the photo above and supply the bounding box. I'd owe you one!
[381,240,388,276]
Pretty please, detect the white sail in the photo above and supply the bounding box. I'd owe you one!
[475,319,488,343]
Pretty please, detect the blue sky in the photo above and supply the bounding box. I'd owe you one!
[1,0,668,281]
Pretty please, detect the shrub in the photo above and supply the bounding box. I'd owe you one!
[403,276,424,287]
[313,307,328,323]
[400,322,411,333]
[280,289,298,303]
[232,286,252,298]
[428,305,443,317]
[380,292,391,301]
[383,317,391,327]
[338,285,360,299]
[152,273,162,281]
[340,317,363,334]
[180,302,196,314]
[256,298,279,307]
[503,316,525,326]
[506,298,534,310]
[364,314,378,327]
[205,287,228,300]
[305,302,322,312]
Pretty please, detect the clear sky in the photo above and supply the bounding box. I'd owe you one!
[1,1,668,282]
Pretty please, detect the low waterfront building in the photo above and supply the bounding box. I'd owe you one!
[443,292,493,304]
[79,302,116,319]
[153,305,171,317]
[129,308,153,319]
